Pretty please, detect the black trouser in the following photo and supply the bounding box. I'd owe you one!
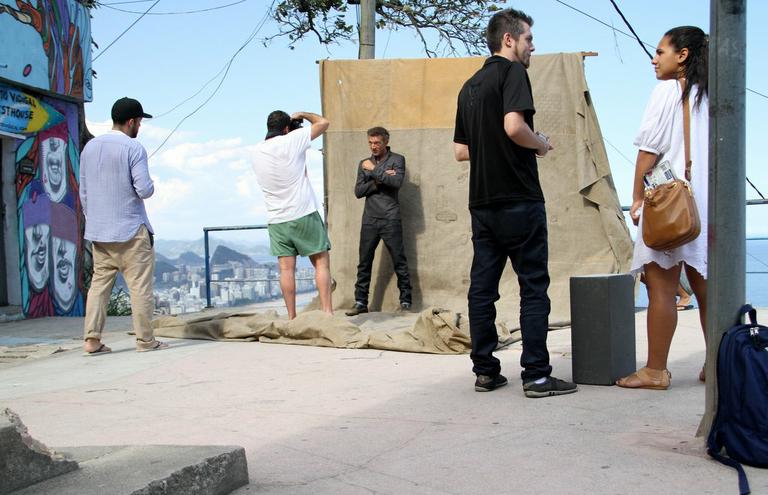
[354,217,411,306]
[468,202,552,382]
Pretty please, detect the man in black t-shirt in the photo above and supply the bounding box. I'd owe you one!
[453,8,577,398]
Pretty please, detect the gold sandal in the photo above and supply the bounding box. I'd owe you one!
[616,367,671,390]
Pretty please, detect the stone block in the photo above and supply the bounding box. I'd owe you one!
[0,408,79,494]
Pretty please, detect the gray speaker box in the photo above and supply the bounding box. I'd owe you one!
[570,274,636,385]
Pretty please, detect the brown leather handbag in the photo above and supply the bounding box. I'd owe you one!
[642,97,701,251]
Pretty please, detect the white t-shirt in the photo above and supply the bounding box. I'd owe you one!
[251,127,320,224]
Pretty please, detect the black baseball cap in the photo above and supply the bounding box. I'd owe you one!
[111,97,152,122]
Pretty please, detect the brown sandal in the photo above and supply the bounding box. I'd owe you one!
[616,367,671,390]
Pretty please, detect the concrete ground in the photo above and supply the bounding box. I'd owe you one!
[0,306,766,495]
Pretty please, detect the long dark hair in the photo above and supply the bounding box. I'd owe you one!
[664,26,708,109]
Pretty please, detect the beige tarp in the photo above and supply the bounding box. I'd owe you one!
[320,53,632,325]
[152,308,520,354]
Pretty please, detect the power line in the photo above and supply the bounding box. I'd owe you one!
[99,0,155,4]
[102,0,246,15]
[152,68,226,119]
[552,0,654,50]
[609,0,653,59]
[92,0,160,61]
[747,177,766,200]
[603,136,635,167]
[748,88,768,100]
[604,0,765,199]
[553,0,768,201]
[148,1,276,158]
[552,0,768,103]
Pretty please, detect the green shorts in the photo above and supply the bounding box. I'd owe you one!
[267,211,331,257]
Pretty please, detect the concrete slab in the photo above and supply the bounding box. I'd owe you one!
[0,408,78,494]
[1,308,766,494]
[12,445,248,495]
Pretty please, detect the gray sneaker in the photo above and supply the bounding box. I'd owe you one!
[475,374,508,392]
[345,303,368,316]
[523,376,578,398]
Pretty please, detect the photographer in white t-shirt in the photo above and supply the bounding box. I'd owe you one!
[251,111,333,319]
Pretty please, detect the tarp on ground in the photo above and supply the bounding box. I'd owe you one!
[319,53,633,325]
[152,308,520,354]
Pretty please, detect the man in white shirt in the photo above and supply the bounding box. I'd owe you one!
[251,110,333,319]
[80,97,168,355]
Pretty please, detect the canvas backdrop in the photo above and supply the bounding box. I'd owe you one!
[319,53,633,327]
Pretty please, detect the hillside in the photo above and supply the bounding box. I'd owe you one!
[210,245,256,266]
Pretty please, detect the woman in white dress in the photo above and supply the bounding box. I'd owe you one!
[617,26,709,390]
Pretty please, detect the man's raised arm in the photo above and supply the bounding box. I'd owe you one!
[292,112,330,140]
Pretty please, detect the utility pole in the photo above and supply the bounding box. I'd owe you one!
[698,0,747,437]
[358,0,375,59]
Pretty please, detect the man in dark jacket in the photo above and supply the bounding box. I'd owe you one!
[346,127,412,315]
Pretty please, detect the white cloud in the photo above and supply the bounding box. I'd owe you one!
[85,119,197,150]
[153,139,255,172]
[83,120,326,239]
[145,177,193,216]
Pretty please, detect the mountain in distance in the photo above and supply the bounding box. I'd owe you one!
[177,251,205,266]
[155,260,178,280]
[155,252,174,265]
[154,237,270,260]
[210,245,257,267]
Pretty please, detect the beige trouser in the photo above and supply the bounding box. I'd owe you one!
[84,225,157,347]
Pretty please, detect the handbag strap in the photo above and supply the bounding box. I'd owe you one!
[683,90,692,182]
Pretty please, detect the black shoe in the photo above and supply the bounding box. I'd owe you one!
[523,376,578,398]
[475,374,508,392]
[399,302,412,312]
[345,303,368,316]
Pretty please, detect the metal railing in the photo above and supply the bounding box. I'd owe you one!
[202,202,768,308]
[203,224,320,308]
[204,225,267,308]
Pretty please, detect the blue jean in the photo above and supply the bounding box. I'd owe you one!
[468,202,553,382]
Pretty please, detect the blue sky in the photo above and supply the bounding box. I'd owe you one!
[84,0,767,241]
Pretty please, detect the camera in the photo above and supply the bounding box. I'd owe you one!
[289,118,303,131]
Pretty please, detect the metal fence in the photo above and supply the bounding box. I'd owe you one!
[203,202,768,308]
[202,224,315,309]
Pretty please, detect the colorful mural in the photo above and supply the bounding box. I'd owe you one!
[14,94,84,317]
[0,0,93,102]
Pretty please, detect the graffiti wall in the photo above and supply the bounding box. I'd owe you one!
[0,0,93,102]
[11,90,84,317]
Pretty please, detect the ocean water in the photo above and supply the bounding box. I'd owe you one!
[635,239,768,308]
[247,241,768,308]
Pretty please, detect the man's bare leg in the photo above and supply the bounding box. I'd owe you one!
[309,251,333,315]
[278,255,297,319]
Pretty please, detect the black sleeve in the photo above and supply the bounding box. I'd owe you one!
[372,154,405,189]
[354,162,377,198]
[453,90,468,144]
[502,63,535,116]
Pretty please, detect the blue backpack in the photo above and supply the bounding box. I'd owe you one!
[707,304,768,495]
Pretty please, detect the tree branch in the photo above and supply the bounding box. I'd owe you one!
[264,0,500,57]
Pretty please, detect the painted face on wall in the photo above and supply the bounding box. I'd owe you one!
[24,223,50,291]
[41,137,67,202]
[52,236,77,312]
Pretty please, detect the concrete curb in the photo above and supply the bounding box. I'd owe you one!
[0,408,79,494]
[13,445,249,495]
